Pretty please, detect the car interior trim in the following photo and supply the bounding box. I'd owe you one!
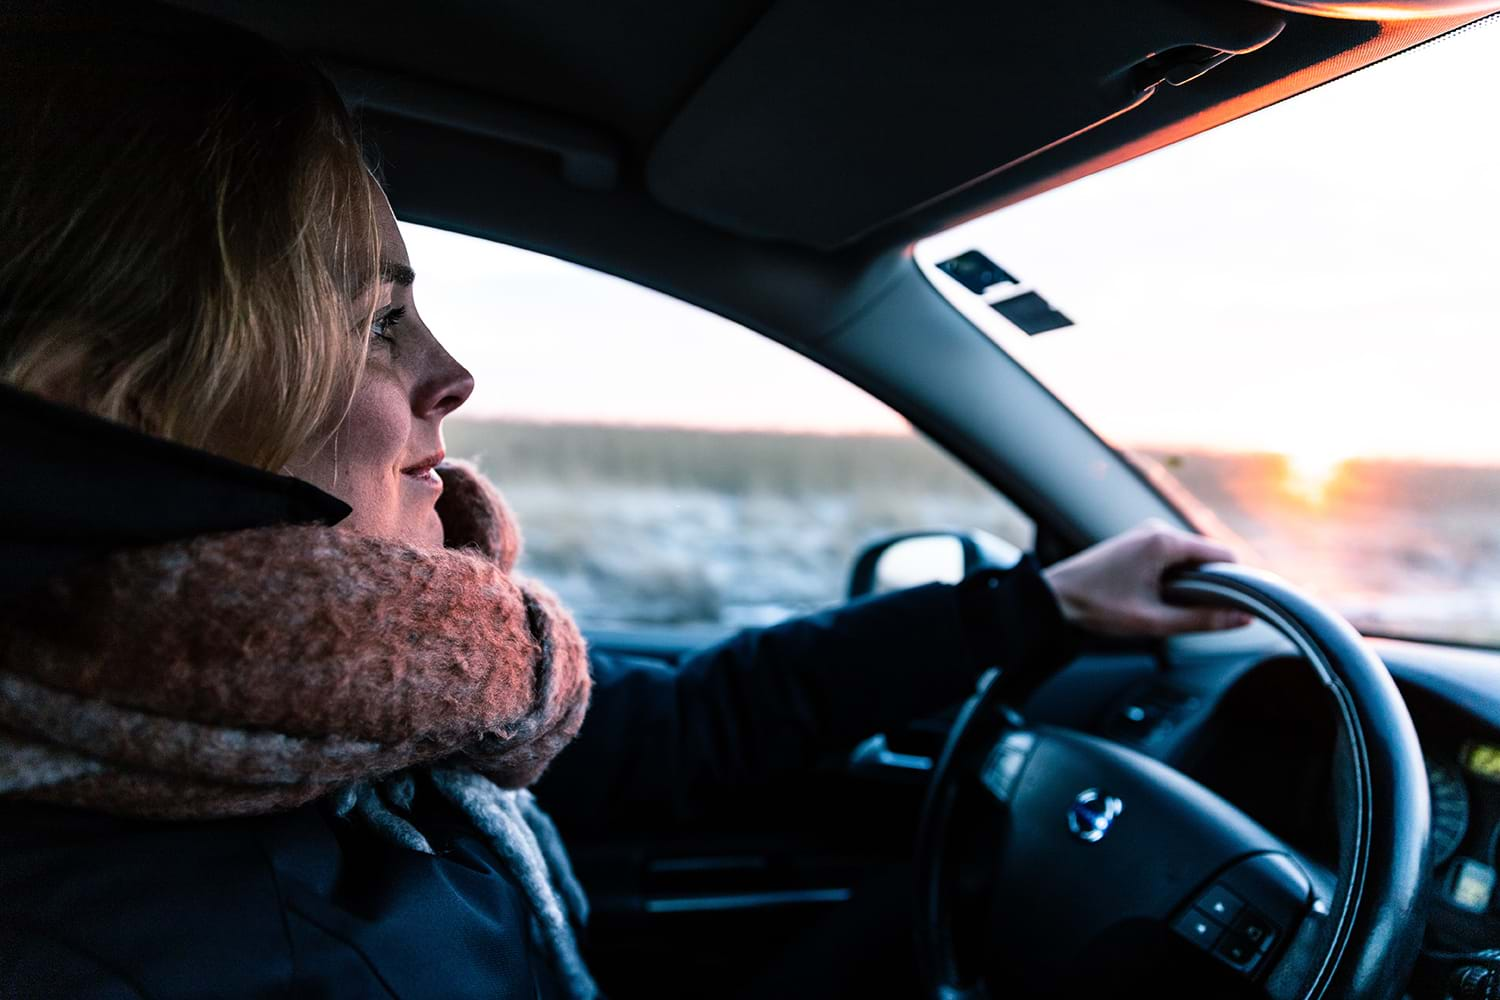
[324,61,623,192]
[642,888,855,914]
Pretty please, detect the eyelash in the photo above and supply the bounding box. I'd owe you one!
[370,306,406,347]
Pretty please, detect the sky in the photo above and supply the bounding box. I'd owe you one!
[402,13,1500,464]
[398,225,909,435]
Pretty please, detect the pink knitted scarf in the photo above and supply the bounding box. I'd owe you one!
[0,460,593,820]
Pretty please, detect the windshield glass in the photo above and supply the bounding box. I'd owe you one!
[917,16,1500,647]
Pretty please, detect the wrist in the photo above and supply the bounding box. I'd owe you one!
[1041,564,1085,630]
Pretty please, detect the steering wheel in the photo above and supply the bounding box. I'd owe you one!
[914,562,1431,1000]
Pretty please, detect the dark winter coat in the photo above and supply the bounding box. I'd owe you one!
[0,385,1071,998]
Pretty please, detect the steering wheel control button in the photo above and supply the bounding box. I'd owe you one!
[1172,910,1224,950]
[978,732,1034,802]
[1106,683,1200,748]
[1066,788,1123,843]
[1232,911,1278,952]
[1193,884,1244,924]
[1214,933,1261,971]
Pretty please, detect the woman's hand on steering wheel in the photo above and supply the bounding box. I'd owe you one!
[1043,520,1254,637]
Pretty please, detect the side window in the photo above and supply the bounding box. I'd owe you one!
[402,223,1035,630]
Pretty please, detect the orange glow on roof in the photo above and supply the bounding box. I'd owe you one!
[950,16,1481,231]
[1252,1,1500,20]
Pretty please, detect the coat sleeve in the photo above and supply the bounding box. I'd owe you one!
[0,931,151,999]
[534,556,1073,830]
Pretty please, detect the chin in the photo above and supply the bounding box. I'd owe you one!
[414,508,446,550]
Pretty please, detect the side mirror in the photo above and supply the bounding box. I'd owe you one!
[848,529,1024,600]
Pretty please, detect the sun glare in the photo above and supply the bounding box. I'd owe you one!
[1281,448,1350,506]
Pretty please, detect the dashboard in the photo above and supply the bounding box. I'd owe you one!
[1022,633,1500,985]
[582,617,1499,995]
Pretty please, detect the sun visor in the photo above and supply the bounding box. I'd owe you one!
[647,0,1285,249]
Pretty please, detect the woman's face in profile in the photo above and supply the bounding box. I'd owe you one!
[287,186,474,547]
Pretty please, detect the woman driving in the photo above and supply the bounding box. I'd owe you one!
[0,3,1249,998]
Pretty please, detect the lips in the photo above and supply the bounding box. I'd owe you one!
[400,451,445,490]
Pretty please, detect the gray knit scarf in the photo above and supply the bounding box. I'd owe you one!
[335,770,594,998]
[0,460,597,999]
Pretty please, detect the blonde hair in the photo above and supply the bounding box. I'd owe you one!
[0,3,380,471]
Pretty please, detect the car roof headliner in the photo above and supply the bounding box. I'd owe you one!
[166,1,1486,252]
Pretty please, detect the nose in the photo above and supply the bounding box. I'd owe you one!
[413,342,475,420]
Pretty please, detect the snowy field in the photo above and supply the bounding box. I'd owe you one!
[446,420,1500,647]
[445,420,1033,629]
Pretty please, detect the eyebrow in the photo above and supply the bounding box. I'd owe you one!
[380,261,415,287]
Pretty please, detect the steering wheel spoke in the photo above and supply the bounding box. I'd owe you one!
[1166,853,1318,987]
[973,726,1317,994]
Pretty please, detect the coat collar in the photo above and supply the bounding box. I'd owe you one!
[0,382,349,602]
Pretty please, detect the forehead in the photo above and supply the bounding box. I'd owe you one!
[372,200,414,287]
[367,175,408,266]
[374,200,408,266]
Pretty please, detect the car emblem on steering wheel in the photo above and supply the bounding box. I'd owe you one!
[1068,788,1124,843]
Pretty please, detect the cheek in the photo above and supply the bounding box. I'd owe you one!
[290,375,412,535]
[340,377,411,478]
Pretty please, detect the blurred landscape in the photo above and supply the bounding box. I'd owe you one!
[446,420,1500,646]
[1135,450,1500,647]
[444,420,1033,629]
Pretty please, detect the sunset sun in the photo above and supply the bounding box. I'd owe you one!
[1281,447,1350,506]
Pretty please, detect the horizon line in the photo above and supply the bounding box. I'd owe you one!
[447,416,1500,468]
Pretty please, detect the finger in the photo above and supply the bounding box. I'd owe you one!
[1158,531,1237,567]
[1140,604,1253,636]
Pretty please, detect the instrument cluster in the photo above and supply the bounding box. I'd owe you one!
[1426,741,1500,946]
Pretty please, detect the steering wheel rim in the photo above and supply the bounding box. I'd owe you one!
[914,562,1430,1000]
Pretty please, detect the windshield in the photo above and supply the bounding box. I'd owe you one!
[918,16,1500,648]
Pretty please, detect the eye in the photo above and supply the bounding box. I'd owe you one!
[370,305,407,349]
